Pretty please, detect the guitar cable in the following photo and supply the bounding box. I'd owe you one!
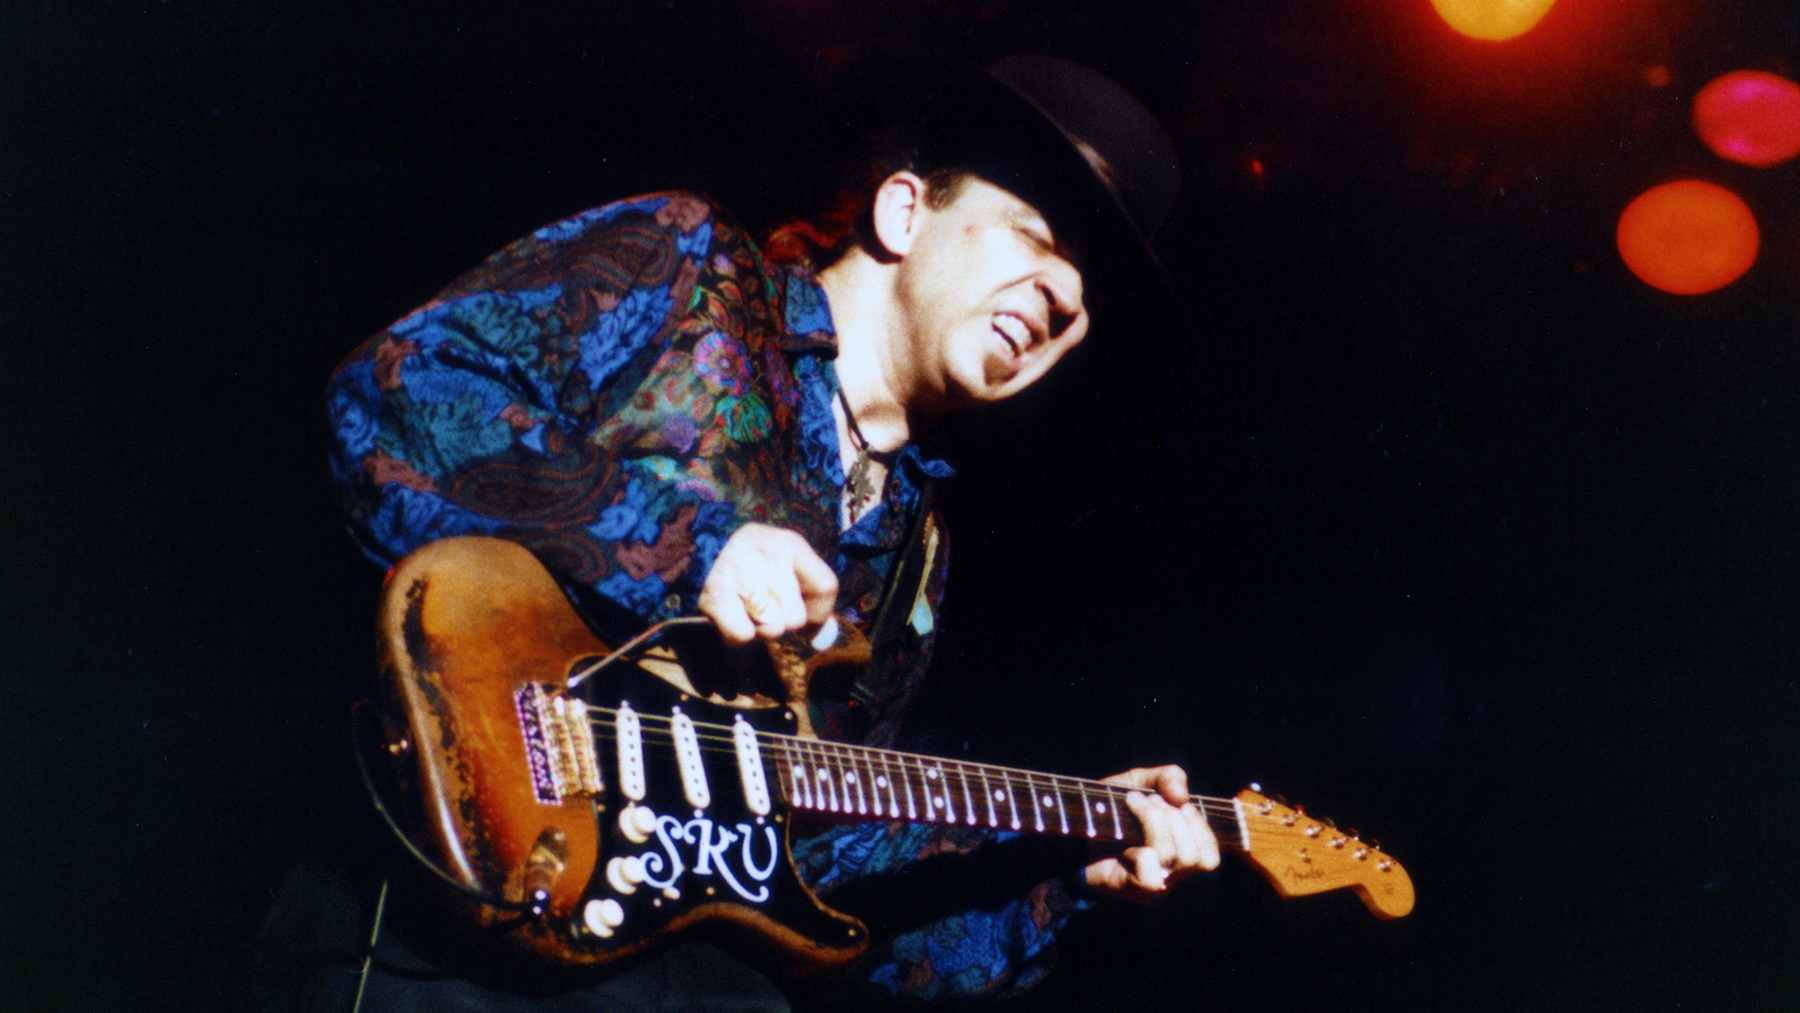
[566,615,712,689]
[348,876,387,1013]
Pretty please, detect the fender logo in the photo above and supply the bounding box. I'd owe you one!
[638,816,782,903]
[1283,863,1327,882]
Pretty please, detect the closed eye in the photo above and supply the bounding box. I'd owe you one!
[1018,225,1054,250]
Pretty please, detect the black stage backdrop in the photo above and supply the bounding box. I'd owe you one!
[4,1,1796,1010]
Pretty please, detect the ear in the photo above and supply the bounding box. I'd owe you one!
[870,171,929,258]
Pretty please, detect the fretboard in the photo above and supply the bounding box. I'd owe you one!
[764,732,1249,850]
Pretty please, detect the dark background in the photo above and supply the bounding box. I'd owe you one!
[5,0,1796,1009]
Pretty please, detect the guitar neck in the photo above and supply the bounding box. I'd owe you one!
[762,732,1251,853]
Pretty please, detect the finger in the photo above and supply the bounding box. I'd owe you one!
[1193,808,1221,871]
[1100,766,1159,790]
[762,560,809,635]
[1168,803,1203,872]
[700,573,757,646]
[1083,857,1130,894]
[1125,790,1175,870]
[1102,765,1186,804]
[1127,845,1169,892]
[1151,765,1190,808]
[791,543,840,627]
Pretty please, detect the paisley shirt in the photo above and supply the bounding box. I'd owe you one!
[326,192,1081,1000]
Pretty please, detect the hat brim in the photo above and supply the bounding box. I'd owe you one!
[827,43,1181,336]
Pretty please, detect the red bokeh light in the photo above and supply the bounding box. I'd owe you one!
[1692,70,1800,168]
[1615,180,1759,295]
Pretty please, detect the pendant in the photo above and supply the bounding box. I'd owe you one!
[845,449,876,523]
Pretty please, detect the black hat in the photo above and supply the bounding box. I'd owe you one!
[829,43,1180,323]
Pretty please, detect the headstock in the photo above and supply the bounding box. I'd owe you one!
[1233,788,1415,919]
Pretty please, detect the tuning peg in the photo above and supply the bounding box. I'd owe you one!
[1272,793,1289,806]
[1348,829,1360,841]
[1294,804,1306,816]
[1321,816,1336,828]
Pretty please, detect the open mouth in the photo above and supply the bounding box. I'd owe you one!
[994,313,1032,359]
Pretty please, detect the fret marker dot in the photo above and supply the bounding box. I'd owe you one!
[1095,803,1106,814]
[876,776,889,788]
[1041,795,1054,808]
[926,769,939,780]
[844,772,857,784]
[993,790,1006,801]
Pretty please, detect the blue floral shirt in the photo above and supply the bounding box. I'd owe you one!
[326,192,1082,1000]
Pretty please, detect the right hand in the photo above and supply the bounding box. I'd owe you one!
[698,523,839,646]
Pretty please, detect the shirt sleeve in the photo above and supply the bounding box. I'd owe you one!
[326,192,797,622]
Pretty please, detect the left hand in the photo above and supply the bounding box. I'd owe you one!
[1083,765,1220,901]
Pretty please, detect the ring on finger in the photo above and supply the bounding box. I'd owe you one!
[744,590,778,621]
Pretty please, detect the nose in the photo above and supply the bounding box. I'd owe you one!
[1041,265,1086,339]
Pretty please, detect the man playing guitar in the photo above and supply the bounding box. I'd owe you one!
[288,44,1220,1010]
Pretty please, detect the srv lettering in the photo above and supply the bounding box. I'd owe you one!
[640,815,781,903]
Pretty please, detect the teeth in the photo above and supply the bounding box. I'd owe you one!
[995,314,1029,355]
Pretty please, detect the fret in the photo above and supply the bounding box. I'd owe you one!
[901,756,920,821]
[1053,778,1069,835]
[769,739,788,804]
[819,744,841,813]
[937,764,958,824]
[793,738,815,811]
[877,751,900,818]
[828,743,847,812]
[846,746,869,816]
[800,739,829,812]
[837,749,853,814]
[921,762,948,823]
[1023,771,1045,832]
[1109,788,1124,840]
[1079,780,1095,838]
[957,765,977,826]
[979,766,998,828]
[1004,773,1021,830]
[900,756,919,820]
[782,740,807,809]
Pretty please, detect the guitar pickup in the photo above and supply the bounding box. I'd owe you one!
[516,684,604,804]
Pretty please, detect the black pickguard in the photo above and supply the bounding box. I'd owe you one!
[564,662,866,967]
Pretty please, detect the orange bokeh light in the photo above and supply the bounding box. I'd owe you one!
[1692,70,1800,168]
[1429,0,1557,41]
[1615,180,1758,295]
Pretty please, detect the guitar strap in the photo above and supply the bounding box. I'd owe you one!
[852,477,939,707]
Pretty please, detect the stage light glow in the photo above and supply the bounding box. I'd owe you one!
[1428,0,1557,41]
[1692,70,1800,168]
[1615,180,1758,295]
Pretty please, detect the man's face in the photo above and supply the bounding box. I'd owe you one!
[895,176,1090,408]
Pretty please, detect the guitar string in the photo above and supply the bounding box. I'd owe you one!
[546,628,1384,853]
[586,718,1269,829]
[561,711,1357,843]
[580,708,1247,820]
[560,712,1363,849]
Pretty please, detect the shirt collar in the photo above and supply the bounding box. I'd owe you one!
[774,262,839,354]
[776,260,954,551]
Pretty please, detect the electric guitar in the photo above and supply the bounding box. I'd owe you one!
[367,536,1413,972]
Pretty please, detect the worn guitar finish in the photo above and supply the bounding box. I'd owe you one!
[375,537,1414,972]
